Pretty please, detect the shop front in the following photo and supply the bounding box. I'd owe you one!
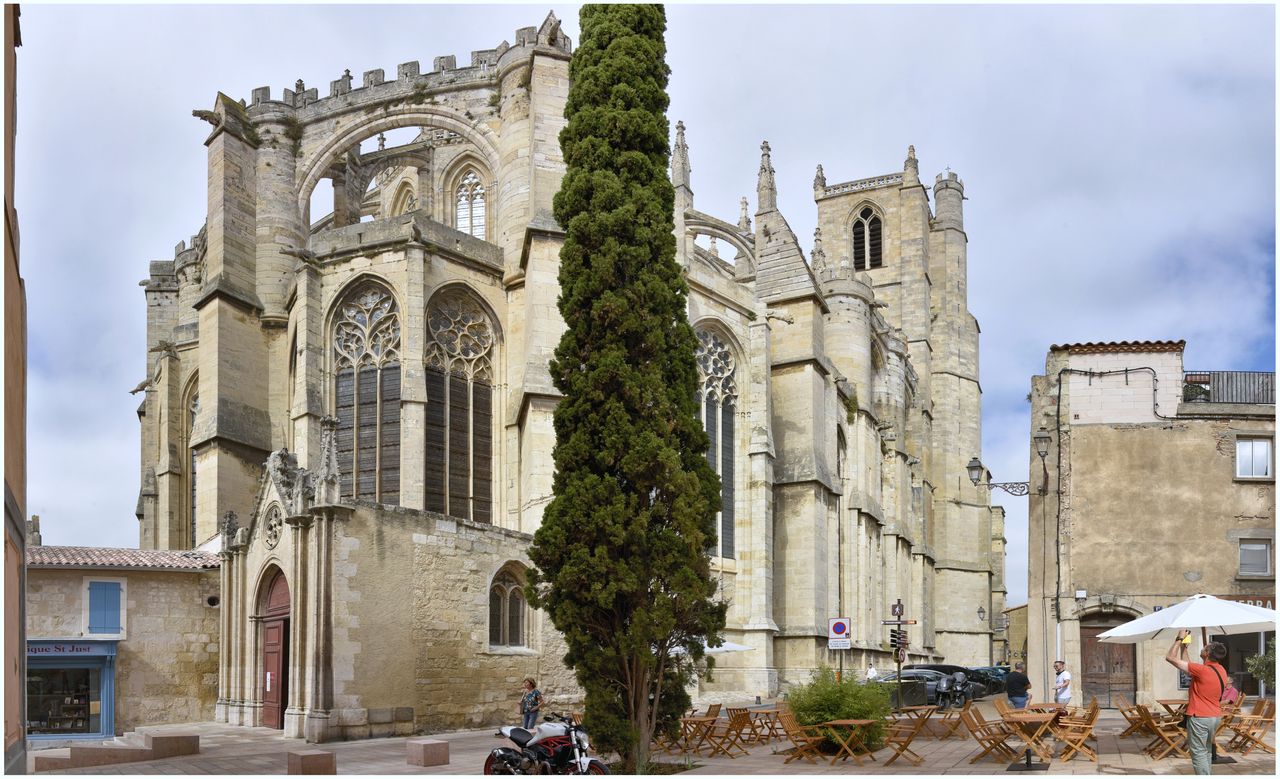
[26,640,116,740]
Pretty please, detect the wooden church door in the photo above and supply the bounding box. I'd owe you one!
[260,570,291,729]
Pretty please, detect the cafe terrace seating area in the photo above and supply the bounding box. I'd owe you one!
[630,694,1276,775]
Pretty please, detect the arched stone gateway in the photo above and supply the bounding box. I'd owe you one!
[259,567,291,729]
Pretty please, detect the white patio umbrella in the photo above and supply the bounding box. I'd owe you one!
[668,639,754,655]
[1097,594,1277,644]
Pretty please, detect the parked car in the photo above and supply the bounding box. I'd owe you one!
[904,664,989,698]
[971,666,1009,694]
[879,669,950,705]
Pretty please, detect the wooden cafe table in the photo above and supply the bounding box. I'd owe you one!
[1157,699,1188,717]
[821,719,877,766]
[677,715,718,754]
[1002,711,1059,762]
[749,707,783,741]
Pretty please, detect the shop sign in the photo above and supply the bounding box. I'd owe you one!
[27,641,116,657]
[1216,594,1275,610]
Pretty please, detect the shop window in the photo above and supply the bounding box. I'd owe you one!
[1236,438,1273,479]
[26,668,101,736]
[1239,539,1273,577]
[86,581,122,635]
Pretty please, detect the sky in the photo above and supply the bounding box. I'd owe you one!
[11,3,1276,608]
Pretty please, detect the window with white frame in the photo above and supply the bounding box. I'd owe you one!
[1239,539,1273,577]
[84,579,125,636]
[1236,438,1273,479]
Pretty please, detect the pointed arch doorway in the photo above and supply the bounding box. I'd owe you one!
[259,568,291,729]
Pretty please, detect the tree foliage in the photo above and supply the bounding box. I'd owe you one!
[788,667,892,750]
[527,4,726,772]
[1244,638,1275,687]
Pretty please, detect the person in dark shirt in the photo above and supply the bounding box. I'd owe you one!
[1005,662,1032,709]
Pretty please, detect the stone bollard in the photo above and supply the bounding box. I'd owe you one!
[406,738,449,767]
[287,749,337,775]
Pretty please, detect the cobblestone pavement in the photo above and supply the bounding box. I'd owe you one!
[27,699,1277,775]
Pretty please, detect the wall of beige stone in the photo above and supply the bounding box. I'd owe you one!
[1028,345,1274,705]
[26,568,220,733]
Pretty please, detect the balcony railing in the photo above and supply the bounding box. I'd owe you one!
[1183,371,1275,405]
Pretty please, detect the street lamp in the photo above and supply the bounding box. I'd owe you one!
[968,428,1053,496]
[977,605,986,622]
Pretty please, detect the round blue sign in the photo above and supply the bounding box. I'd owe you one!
[832,621,848,635]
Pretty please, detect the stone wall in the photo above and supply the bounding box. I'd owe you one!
[26,568,220,733]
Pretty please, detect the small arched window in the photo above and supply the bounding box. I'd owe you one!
[489,571,527,648]
[852,206,883,271]
[390,180,417,217]
[455,170,487,240]
[332,281,402,504]
[186,389,199,548]
[696,328,737,559]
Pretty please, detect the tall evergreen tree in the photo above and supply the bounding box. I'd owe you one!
[527,4,726,771]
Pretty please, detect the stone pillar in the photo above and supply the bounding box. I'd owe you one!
[284,514,312,737]
[192,93,270,546]
[216,545,233,722]
[253,115,302,325]
[304,505,350,743]
[330,168,349,229]
[292,265,325,470]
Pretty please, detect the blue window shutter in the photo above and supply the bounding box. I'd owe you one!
[88,582,121,634]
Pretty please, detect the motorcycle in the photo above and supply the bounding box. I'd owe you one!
[935,671,969,711]
[484,711,610,775]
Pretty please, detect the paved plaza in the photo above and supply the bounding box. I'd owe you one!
[27,699,1276,776]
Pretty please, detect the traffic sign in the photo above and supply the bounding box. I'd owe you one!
[880,619,918,625]
[828,617,852,650]
[891,601,904,617]
[897,648,908,664]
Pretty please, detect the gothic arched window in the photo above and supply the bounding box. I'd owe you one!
[852,206,883,271]
[455,169,487,240]
[332,281,401,504]
[185,387,199,548]
[425,288,495,523]
[390,179,417,217]
[696,328,737,559]
[489,571,526,648]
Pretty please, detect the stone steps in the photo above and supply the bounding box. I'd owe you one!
[31,733,199,772]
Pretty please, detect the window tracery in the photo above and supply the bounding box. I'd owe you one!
[696,328,738,559]
[332,281,401,504]
[455,169,487,240]
[424,288,495,523]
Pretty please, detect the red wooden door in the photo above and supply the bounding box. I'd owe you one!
[260,571,291,730]
[262,618,288,729]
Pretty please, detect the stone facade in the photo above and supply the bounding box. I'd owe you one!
[1027,340,1275,706]
[25,557,221,734]
[135,12,1001,740]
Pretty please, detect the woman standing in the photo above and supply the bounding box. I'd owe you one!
[519,677,543,730]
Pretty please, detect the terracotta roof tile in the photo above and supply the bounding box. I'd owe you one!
[1049,340,1185,355]
[26,546,220,571]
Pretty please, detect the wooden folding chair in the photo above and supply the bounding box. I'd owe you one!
[960,707,1019,764]
[702,708,753,758]
[1226,699,1275,756]
[1054,718,1097,762]
[1137,704,1188,760]
[778,710,825,764]
[1059,697,1100,741]
[882,713,928,766]
[930,699,971,740]
[993,697,1013,717]
[1115,695,1151,738]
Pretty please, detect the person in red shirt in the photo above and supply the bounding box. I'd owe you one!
[1165,629,1229,775]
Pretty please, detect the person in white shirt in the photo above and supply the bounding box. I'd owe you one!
[1053,660,1072,705]
[865,662,879,681]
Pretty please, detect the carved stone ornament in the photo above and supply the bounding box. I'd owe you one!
[221,510,238,539]
[425,288,495,381]
[696,329,737,402]
[333,283,400,370]
[263,505,283,550]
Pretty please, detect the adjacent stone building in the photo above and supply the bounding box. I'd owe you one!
[1027,340,1275,707]
[134,12,1002,740]
[24,543,220,741]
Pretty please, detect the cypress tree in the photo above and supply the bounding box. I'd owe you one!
[527,4,726,771]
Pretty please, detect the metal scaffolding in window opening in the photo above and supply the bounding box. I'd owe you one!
[1183,371,1275,404]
